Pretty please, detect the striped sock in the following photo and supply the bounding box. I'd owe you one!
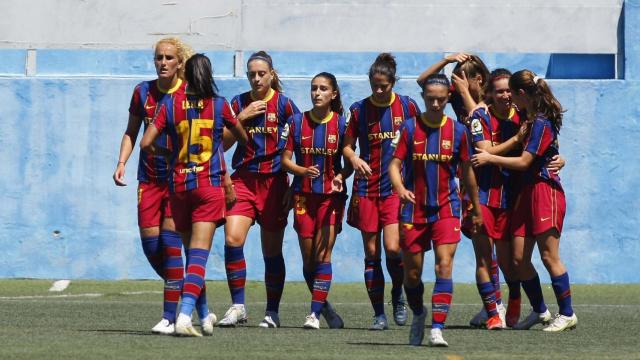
[364,258,385,316]
[160,230,183,322]
[431,278,453,329]
[264,254,286,313]
[490,254,502,305]
[551,272,574,316]
[303,267,314,293]
[196,283,209,320]
[506,279,521,300]
[385,256,404,300]
[521,274,548,314]
[311,262,332,317]
[141,235,164,278]
[404,281,425,315]
[477,281,499,317]
[224,245,246,305]
[180,248,210,317]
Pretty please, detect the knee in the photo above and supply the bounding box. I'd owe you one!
[435,259,453,278]
[384,246,401,258]
[540,250,561,269]
[404,267,422,284]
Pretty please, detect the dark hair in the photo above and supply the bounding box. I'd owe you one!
[312,72,344,116]
[422,73,451,91]
[484,68,512,103]
[509,70,564,132]
[247,50,282,92]
[369,52,398,85]
[185,53,218,98]
[452,55,490,101]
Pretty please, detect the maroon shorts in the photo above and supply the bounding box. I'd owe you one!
[347,194,400,233]
[480,205,511,241]
[511,180,565,237]
[227,170,290,232]
[293,193,346,239]
[170,186,226,233]
[137,181,172,228]
[400,217,462,253]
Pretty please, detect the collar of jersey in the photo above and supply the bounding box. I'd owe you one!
[369,93,396,107]
[491,105,516,121]
[420,113,447,128]
[309,110,334,124]
[251,88,275,102]
[156,78,182,94]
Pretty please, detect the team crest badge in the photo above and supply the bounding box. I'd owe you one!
[328,134,337,144]
[442,140,451,149]
[393,116,403,126]
[471,118,483,135]
[267,113,276,122]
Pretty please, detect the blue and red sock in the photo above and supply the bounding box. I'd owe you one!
[551,272,573,316]
[311,262,332,317]
[490,254,502,305]
[404,281,425,316]
[521,274,548,314]
[477,281,499,317]
[224,245,246,305]
[141,235,164,278]
[364,258,385,316]
[160,230,183,322]
[264,254,286,313]
[432,278,453,329]
[385,256,404,300]
[180,248,210,317]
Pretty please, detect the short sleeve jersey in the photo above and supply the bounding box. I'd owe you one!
[522,115,561,187]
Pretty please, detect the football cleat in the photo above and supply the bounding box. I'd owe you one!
[303,313,320,329]
[542,313,578,332]
[200,313,217,336]
[497,303,507,328]
[409,307,427,346]
[391,293,408,326]
[513,309,552,330]
[151,318,175,335]
[174,313,202,337]
[469,307,488,327]
[506,297,521,328]
[217,304,248,327]
[321,301,344,329]
[369,314,389,331]
[258,311,280,328]
[428,328,449,347]
[486,315,504,330]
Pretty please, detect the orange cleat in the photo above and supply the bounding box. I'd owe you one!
[486,315,504,330]
[506,298,521,328]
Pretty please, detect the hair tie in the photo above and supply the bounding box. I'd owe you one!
[533,75,541,84]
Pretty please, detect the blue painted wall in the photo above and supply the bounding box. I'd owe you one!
[1,3,638,284]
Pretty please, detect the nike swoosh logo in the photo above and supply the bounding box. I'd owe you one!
[540,217,551,221]
[145,105,154,110]
[302,136,312,140]
[454,227,460,231]
[414,141,425,145]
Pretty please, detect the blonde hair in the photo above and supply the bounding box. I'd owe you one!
[154,37,194,80]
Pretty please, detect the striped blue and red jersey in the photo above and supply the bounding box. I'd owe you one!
[230,89,300,173]
[522,115,561,187]
[284,111,347,195]
[152,91,238,193]
[346,93,421,197]
[469,106,523,208]
[392,115,472,224]
[129,79,185,183]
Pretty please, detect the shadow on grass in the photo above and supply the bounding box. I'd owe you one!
[79,329,156,336]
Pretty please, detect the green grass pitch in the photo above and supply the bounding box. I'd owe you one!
[1,280,639,359]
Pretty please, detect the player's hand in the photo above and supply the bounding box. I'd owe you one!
[224,183,236,210]
[113,163,127,186]
[445,52,471,64]
[452,71,470,93]
[351,157,372,178]
[398,188,416,205]
[468,101,489,117]
[546,155,565,174]
[238,100,267,122]
[331,175,344,193]
[471,148,493,167]
[515,121,531,143]
[303,165,320,178]
[470,208,483,235]
[282,186,294,211]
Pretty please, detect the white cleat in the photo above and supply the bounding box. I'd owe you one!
[174,313,202,337]
[369,314,389,331]
[151,318,175,335]
[409,307,427,346]
[428,328,449,347]
[217,304,248,327]
[469,307,488,327]
[303,313,320,329]
[497,303,507,328]
[321,301,344,329]
[200,313,217,336]
[258,311,280,328]
[514,309,552,330]
[542,313,578,332]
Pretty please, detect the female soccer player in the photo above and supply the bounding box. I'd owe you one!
[389,74,482,347]
[281,72,351,329]
[113,37,194,334]
[343,53,421,330]
[140,54,247,336]
[472,70,577,332]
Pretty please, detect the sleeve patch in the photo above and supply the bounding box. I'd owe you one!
[470,118,483,135]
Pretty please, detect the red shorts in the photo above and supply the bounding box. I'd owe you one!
[480,205,511,241]
[400,217,461,253]
[347,194,400,233]
[170,186,226,233]
[137,181,172,228]
[511,180,565,237]
[227,170,290,232]
[293,193,346,239]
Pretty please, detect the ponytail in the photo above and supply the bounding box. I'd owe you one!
[185,54,218,98]
[510,70,564,132]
